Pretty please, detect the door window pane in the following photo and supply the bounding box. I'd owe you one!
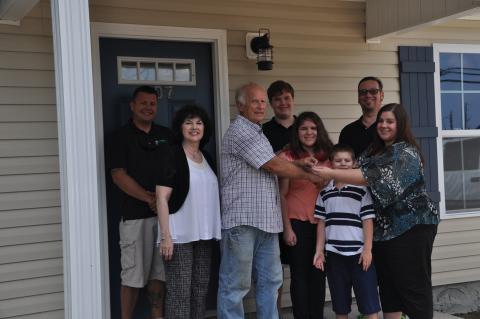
[441,93,462,130]
[443,137,480,213]
[464,93,480,129]
[118,57,195,85]
[139,62,156,81]
[158,63,173,82]
[463,53,480,91]
[175,64,191,82]
[440,53,461,91]
[121,61,138,80]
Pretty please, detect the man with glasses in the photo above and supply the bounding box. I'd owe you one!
[110,85,171,319]
[339,76,384,157]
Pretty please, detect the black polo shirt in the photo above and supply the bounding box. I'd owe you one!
[338,117,377,158]
[262,117,295,153]
[110,120,173,220]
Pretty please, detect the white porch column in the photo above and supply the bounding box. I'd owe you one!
[50,1,107,319]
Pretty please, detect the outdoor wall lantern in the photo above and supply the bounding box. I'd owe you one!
[246,28,273,71]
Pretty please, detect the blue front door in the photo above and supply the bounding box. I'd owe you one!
[100,37,217,319]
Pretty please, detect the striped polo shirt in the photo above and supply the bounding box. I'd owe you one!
[314,180,375,256]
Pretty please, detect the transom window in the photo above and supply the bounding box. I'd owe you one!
[434,44,480,219]
[117,57,196,86]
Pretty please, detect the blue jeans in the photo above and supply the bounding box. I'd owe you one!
[217,226,283,319]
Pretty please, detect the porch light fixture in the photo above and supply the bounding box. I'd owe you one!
[246,28,273,71]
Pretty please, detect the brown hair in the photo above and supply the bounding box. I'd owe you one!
[267,80,294,103]
[369,103,421,156]
[329,144,355,161]
[287,111,333,161]
[358,76,383,91]
[132,85,158,100]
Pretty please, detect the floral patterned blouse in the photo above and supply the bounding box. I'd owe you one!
[358,142,440,241]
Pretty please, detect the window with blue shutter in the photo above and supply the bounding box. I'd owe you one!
[399,46,440,210]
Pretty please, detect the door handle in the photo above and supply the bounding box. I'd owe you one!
[471,177,480,183]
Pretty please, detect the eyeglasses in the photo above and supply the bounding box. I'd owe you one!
[358,88,381,95]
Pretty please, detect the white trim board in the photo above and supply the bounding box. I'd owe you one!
[433,43,480,220]
[51,1,106,319]
[90,22,230,319]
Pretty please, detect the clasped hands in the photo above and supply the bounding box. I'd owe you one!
[146,191,157,212]
[295,156,334,186]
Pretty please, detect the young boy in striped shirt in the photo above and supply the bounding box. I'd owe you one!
[313,144,380,319]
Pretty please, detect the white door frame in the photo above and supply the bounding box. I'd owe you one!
[90,22,230,318]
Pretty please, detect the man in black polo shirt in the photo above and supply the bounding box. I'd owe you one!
[339,76,384,157]
[111,86,172,319]
[263,80,296,153]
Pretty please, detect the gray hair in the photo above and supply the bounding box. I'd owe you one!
[235,82,263,107]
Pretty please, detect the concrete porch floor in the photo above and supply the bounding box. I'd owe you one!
[279,303,462,319]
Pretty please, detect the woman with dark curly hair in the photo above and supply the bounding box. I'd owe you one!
[277,111,332,319]
[155,104,221,319]
[312,103,439,319]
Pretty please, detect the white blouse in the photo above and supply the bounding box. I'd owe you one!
[158,155,222,244]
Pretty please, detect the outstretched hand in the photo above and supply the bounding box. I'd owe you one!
[311,166,334,180]
[296,156,318,169]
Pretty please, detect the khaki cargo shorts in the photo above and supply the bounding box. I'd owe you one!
[119,217,165,288]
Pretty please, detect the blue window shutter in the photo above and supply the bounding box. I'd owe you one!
[399,46,440,204]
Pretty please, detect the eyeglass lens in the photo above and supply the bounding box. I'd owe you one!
[358,88,380,95]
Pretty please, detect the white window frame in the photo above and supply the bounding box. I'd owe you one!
[433,43,480,219]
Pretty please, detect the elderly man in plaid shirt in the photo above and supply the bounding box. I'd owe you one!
[217,82,324,319]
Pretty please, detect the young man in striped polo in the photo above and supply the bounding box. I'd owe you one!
[313,144,380,319]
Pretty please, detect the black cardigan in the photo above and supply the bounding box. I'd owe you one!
[167,145,215,214]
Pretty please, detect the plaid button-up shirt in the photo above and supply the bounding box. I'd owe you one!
[220,115,282,233]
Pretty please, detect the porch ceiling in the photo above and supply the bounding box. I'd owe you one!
[0,0,39,25]
[366,0,480,42]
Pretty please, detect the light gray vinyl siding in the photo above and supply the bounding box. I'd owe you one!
[0,1,62,318]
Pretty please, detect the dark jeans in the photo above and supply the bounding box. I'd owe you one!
[287,219,326,319]
[326,252,381,315]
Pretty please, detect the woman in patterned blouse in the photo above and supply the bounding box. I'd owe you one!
[312,103,439,319]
